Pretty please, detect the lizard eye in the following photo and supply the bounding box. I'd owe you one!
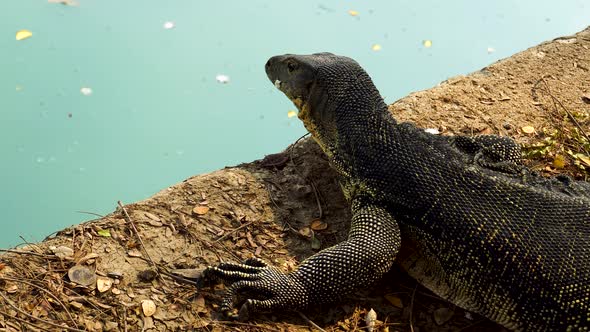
[287,62,298,73]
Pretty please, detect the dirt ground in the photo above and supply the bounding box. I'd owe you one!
[1,27,589,332]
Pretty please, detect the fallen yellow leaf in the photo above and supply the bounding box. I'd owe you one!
[371,44,382,51]
[287,110,297,118]
[16,30,33,41]
[348,10,359,16]
[423,40,432,48]
[521,126,535,134]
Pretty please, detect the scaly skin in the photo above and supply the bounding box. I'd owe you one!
[202,53,590,331]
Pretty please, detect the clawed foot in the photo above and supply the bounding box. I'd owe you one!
[200,257,306,320]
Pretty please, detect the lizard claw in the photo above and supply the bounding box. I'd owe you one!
[201,258,307,319]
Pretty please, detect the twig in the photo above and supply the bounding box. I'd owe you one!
[0,277,78,328]
[214,221,254,242]
[0,309,54,332]
[297,311,326,332]
[409,285,417,332]
[541,79,590,148]
[75,210,105,218]
[159,270,197,285]
[288,133,324,219]
[117,201,156,267]
[0,292,86,332]
[117,201,169,289]
[0,249,52,258]
[124,307,128,332]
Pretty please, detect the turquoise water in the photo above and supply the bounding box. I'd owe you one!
[2,1,588,248]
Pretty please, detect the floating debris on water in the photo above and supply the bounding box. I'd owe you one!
[423,39,432,48]
[163,21,175,30]
[215,74,230,84]
[15,30,33,41]
[371,44,382,51]
[348,10,359,16]
[48,0,79,6]
[487,47,496,54]
[287,110,297,118]
[80,87,93,96]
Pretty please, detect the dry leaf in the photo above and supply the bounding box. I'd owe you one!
[143,212,160,221]
[246,232,257,247]
[423,39,432,48]
[142,300,157,317]
[521,126,535,134]
[371,44,382,51]
[287,110,297,118]
[70,301,84,310]
[6,284,18,293]
[348,10,359,16]
[299,227,312,238]
[384,294,403,308]
[365,308,377,332]
[193,206,210,215]
[194,295,206,313]
[77,252,99,265]
[96,277,113,293]
[128,249,142,257]
[50,245,74,259]
[310,219,328,231]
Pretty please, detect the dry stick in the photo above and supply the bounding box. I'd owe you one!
[0,292,86,332]
[297,311,327,332]
[409,285,417,332]
[540,78,590,154]
[0,249,53,258]
[117,201,169,289]
[0,309,54,332]
[214,221,254,242]
[117,201,156,266]
[0,277,78,328]
[75,210,105,218]
[288,133,325,219]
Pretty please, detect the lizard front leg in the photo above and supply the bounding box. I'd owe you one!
[201,196,401,320]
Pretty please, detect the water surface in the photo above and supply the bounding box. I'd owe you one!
[2,0,588,247]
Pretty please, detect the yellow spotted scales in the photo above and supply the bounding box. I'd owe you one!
[202,53,590,331]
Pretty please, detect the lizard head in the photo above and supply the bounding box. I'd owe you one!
[265,52,377,156]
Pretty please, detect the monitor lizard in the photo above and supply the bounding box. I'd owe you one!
[202,53,590,332]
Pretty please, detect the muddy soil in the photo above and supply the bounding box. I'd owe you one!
[1,27,589,332]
